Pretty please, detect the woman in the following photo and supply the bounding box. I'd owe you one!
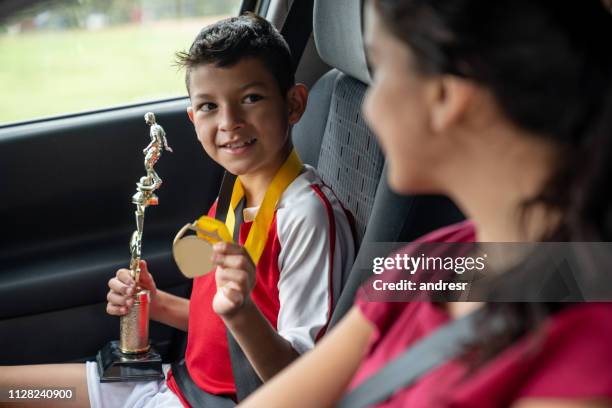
[240,0,612,407]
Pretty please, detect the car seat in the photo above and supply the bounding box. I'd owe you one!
[291,0,465,327]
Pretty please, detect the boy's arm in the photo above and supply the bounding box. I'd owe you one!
[108,260,190,332]
[239,308,374,408]
[150,290,189,332]
[212,242,300,381]
[224,299,300,381]
[212,190,353,381]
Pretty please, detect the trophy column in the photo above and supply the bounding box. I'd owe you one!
[96,112,173,382]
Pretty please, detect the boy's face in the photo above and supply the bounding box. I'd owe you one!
[187,57,306,180]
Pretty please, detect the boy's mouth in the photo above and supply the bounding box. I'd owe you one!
[219,137,257,151]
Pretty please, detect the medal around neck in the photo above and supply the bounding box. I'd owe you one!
[173,149,304,278]
[173,216,233,278]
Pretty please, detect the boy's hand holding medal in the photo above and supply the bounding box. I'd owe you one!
[172,215,256,317]
[173,150,304,318]
[172,215,233,278]
[211,241,257,318]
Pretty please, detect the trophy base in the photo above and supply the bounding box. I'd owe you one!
[96,340,164,383]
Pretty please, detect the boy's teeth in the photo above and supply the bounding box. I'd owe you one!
[225,138,255,148]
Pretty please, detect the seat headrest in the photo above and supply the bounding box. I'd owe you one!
[313,0,371,84]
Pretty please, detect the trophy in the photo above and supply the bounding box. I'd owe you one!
[96,112,173,382]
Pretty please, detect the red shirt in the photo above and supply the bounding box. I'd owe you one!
[174,202,282,399]
[166,166,356,406]
[350,221,612,407]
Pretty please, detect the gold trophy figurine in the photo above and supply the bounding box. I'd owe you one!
[96,112,172,382]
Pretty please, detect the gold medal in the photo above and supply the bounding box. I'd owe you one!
[173,149,303,278]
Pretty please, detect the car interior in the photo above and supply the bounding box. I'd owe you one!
[0,0,463,400]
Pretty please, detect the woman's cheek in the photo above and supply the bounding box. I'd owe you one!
[363,83,384,135]
[364,79,399,154]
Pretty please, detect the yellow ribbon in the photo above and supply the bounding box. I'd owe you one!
[196,148,303,265]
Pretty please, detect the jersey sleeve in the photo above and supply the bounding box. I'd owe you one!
[274,185,349,354]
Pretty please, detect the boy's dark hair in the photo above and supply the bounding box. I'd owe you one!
[176,12,295,97]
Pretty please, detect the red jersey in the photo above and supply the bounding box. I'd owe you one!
[167,165,355,405]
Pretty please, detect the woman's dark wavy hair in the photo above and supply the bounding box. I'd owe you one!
[374,0,612,364]
[175,12,294,97]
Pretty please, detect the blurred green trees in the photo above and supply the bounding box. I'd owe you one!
[1,0,239,31]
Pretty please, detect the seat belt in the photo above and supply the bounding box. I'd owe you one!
[225,196,265,401]
[280,0,315,71]
[338,308,504,408]
[171,172,266,405]
[214,171,237,223]
[171,172,239,408]
[172,358,236,408]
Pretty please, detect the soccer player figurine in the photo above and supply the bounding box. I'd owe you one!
[130,112,172,281]
[141,112,173,194]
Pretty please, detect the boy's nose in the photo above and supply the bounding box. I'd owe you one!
[219,105,245,132]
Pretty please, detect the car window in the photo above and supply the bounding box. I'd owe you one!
[0,0,242,126]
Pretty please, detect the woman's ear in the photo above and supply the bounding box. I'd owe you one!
[429,76,475,133]
[286,84,309,125]
[187,106,195,123]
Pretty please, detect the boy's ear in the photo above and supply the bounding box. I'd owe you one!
[186,106,195,124]
[286,84,308,125]
[428,75,475,133]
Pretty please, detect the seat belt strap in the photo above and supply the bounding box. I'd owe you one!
[173,173,264,403]
[280,0,315,71]
[225,197,264,401]
[338,308,501,408]
[220,152,303,401]
[215,171,237,224]
[171,359,236,408]
[171,173,240,408]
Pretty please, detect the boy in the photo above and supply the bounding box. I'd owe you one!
[0,13,355,408]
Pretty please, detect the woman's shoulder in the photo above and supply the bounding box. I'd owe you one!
[542,302,612,353]
[517,303,612,398]
[457,303,612,405]
[550,302,612,328]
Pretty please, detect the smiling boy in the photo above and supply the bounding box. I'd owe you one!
[0,12,355,408]
[99,12,356,407]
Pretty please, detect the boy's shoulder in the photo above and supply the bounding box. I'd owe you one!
[276,164,344,227]
[277,164,329,210]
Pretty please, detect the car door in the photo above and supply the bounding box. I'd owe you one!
[0,0,325,367]
[0,0,246,365]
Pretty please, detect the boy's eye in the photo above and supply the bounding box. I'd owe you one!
[200,102,217,112]
[243,94,263,104]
